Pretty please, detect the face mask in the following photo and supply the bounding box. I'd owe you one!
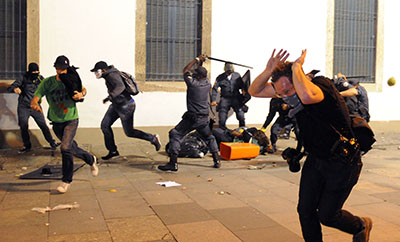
[282,94,304,118]
[30,73,39,78]
[282,94,301,107]
[95,69,103,79]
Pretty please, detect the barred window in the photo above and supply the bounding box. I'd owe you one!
[333,0,377,83]
[146,0,202,81]
[0,0,27,80]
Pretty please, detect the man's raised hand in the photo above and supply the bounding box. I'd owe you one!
[266,49,290,73]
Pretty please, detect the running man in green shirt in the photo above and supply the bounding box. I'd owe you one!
[31,55,99,193]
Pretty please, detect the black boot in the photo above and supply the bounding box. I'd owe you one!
[212,152,221,168]
[158,154,178,171]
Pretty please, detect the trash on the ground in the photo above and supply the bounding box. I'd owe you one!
[398,146,400,150]
[109,189,117,192]
[21,167,27,170]
[89,216,94,220]
[32,203,80,214]
[247,164,266,170]
[45,223,49,226]
[182,186,187,190]
[207,178,213,182]
[156,181,181,187]
[32,207,51,214]
[217,191,231,195]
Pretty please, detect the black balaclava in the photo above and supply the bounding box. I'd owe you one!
[28,62,40,80]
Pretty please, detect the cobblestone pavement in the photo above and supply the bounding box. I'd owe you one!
[1,122,399,242]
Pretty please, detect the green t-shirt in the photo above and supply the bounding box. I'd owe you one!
[34,75,79,122]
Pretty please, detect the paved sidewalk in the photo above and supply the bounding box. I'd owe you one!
[0,122,400,242]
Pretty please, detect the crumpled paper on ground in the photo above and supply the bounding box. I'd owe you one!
[32,203,80,214]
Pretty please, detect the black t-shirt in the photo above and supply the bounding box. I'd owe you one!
[295,76,353,158]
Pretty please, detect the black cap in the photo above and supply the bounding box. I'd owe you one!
[54,55,70,69]
[28,62,39,73]
[91,61,108,72]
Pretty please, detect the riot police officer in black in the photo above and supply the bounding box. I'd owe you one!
[158,55,220,172]
[336,73,370,122]
[211,63,247,129]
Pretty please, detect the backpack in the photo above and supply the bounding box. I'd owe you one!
[120,71,140,96]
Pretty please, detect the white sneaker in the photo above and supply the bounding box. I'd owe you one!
[90,156,99,177]
[56,182,70,193]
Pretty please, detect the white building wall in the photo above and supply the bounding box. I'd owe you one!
[210,0,329,126]
[39,0,136,128]
[1,0,399,131]
[369,0,400,121]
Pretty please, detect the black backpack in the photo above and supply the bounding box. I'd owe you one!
[120,71,140,96]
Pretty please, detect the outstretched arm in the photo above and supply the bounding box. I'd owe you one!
[249,49,289,98]
[183,54,207,73]
[291,50,324,104]
[340,87,358,97]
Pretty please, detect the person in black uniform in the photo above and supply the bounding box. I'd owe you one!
[333,73,360,118]
[211,63,247,129]
[91,61,161,160]
[158,54,220,171]
[249,49,372,242]
[7,62,58,153]
[336,73,370,122]
[349,79,370,122]
[261,97,299,153]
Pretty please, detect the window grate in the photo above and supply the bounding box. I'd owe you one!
[146,0,202,81]
[0,0,27,80]
[333,0,377,83]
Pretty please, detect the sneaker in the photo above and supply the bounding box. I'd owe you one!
[158,162,178,172]
[56,182,70,193]
[280,133,290,139]
[90,156,99,177]
[353,217,373,242]
[18,147,31,154]
[153,134,161,151]
[101,151,119,160]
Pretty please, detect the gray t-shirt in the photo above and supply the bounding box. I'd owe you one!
[184,72,211,115]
